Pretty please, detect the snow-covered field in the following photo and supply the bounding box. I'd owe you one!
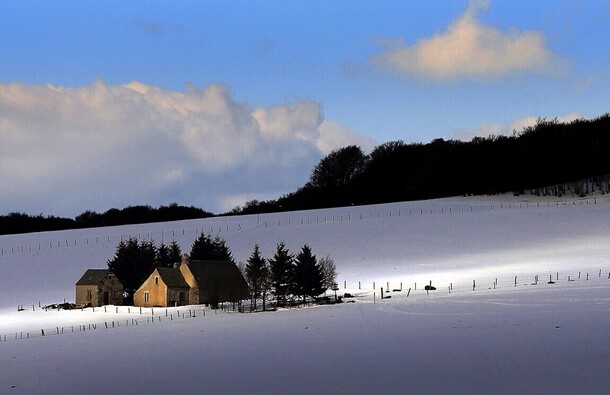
[1,195,609,394]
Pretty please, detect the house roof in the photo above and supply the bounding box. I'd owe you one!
[76,269,113,285]
[156,267,189,288]
[187,260,250,301]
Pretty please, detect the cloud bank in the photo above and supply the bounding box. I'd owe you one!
[370,0,566,81]
[0,80,375,216]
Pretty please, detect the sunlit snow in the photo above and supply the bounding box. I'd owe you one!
[1,195,609,394]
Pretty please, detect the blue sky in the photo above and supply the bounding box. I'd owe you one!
[1,0,609,216]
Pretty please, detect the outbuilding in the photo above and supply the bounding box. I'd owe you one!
[180,259,250,307]
[75,269,123,307]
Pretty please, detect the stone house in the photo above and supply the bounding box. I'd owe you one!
[75,269,123,307]
[180,259,250,306]
[133,254,249,308]
[133,267,190,308]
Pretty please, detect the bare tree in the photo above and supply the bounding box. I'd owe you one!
[319,254,338,292]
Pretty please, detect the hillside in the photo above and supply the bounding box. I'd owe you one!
[1,195,609,394]
[1,194,608,309]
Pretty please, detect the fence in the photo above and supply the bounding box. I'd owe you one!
[0,198,600,257]
[0,304,241,343]
[337,267,610,302]
[3,267,607,344]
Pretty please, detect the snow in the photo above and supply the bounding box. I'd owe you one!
[1,195,609,394]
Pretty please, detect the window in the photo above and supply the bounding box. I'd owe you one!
[155,276,159,285]
[144,291,150,302]
[86,290,92,300]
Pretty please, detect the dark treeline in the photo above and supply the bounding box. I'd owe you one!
[0,204,213,236]
[231,114,610,214]
[3,114,609,234]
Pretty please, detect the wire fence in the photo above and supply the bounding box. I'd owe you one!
[2,267,607,344]
[0,304,243,343]
[0,198,600,257]
[338,267,610,301]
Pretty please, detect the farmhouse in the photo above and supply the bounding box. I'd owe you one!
[75,269,123,307]
[134,254,249,308]
[134,267,190,308]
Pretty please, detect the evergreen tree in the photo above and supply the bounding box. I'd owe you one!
[268,242,293,307]
[190,233,234,262]
[107,237,156,303]
[212,235,235,263]
[292,244,325,302]
[168,240,182,265]
[245,244,269,311]
[155,242,171,268]
[190,233,216,260]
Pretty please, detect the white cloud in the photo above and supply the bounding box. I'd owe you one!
[454,112,583,141]
[0,80,372,216]
[317,120,376,154]
[370,0,567,81]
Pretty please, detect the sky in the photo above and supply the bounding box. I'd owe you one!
[1,0,609,216]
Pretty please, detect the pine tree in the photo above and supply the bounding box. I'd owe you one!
[190,233,216,260]
[190,233,234,262]
[212,235,235,263]
[168,240,182,265]
[268,242,293,307]
[156,242,171,268]
[292,244,325,303]
[245,244,268,311]
[107,237,156,303]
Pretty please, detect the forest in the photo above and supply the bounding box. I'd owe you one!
[2,114,609,234]
[0,204,213,236]
[232,114,610,214]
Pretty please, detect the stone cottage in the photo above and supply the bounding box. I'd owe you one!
[134,254,249,308]
[133,267,190,308]
[75,269,123,307]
